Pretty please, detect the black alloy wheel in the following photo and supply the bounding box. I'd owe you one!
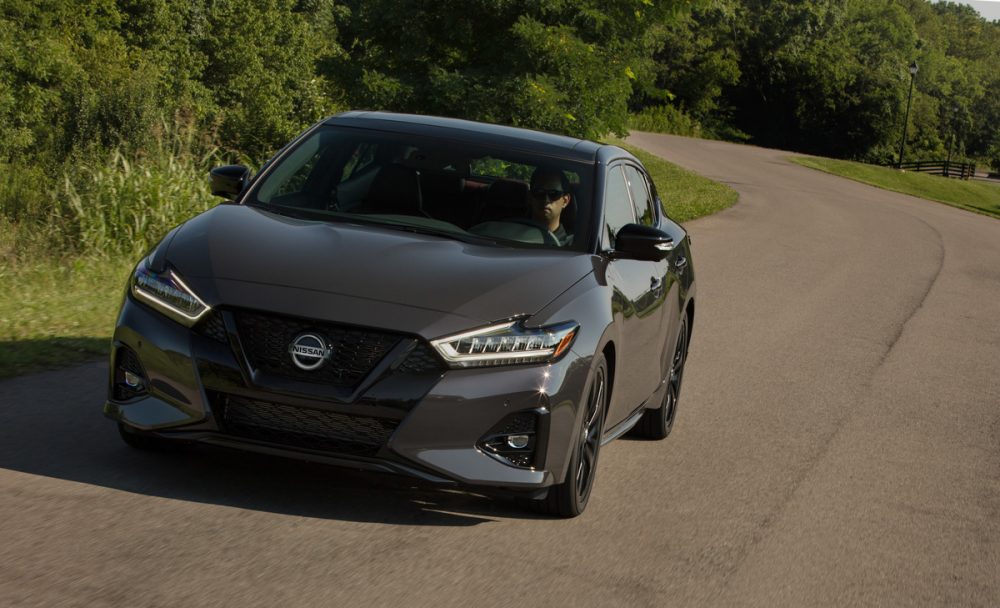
[535,353,608,517]
[633,315,689,440]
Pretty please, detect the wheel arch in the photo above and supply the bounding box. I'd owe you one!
[685,297,695,344]
[601,340,616,422]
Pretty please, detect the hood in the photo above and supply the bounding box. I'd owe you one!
[164,205,594,337]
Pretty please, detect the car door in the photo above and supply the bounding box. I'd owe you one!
[602,163,670,426]
[624,163,685,385]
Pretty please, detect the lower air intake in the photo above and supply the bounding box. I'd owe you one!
[219,395,399,457]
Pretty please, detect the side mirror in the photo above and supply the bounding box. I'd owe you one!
[614,223,674,261]
[209,165,250,199]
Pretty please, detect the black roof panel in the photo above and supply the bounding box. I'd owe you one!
[325,111,603,162]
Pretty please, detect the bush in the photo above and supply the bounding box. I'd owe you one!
[988,143,1000,174]
[628,105,705,137]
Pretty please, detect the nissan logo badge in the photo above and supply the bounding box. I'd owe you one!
[288,333,332,371]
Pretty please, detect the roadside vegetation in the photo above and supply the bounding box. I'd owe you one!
[1,123,221,377]
[790,157,1000,219]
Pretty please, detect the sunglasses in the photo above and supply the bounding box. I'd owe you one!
[530,188,566,202]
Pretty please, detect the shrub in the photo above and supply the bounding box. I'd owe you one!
[628,105,705,137]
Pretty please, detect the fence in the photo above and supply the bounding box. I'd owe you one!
[896,160,976,179]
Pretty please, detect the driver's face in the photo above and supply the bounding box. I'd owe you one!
[530,175,569,221]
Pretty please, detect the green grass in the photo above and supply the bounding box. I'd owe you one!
[616,141,739,222]
[0,256,134,378]
[1,122,223,379]
[790,156,1000,219]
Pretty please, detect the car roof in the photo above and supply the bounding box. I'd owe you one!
[324,111,604,162]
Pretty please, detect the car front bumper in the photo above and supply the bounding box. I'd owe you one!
[105,295,593,493]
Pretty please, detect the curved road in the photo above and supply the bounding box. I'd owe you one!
[2,133,999,607]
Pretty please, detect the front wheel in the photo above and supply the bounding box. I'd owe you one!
[532,353,609,517]
[633,315,689,440]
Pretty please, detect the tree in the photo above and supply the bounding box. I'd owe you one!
[332,0,693,140]
[726,0,917,160]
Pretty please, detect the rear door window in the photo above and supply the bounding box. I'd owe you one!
[624,165,656,227]
[603,165,636,249]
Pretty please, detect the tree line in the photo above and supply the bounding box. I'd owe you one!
[2,0,998,176]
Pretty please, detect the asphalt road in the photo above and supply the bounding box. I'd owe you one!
[3,133,999,607]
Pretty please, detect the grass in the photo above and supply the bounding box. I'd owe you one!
[1,121,223,378]
[0,256,134,378]
[790,156,1000,219]
[1,141,737,379]
[615,141,739,223]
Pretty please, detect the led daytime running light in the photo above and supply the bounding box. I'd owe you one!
[132,263,210,325]
[431,320,578,368]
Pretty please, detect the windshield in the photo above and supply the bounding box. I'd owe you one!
[247,126,595,251]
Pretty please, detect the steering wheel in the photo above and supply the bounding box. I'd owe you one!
[504,217,562,247]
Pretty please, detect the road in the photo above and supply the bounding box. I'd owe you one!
[2,133,999,607]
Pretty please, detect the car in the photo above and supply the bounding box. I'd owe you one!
[105,111,696,517]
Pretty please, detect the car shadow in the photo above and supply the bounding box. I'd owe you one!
[0,361,546,526]
[0,337,107,379]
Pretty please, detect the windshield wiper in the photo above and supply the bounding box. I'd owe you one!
[342,216,500,246]
[247,202,340,222]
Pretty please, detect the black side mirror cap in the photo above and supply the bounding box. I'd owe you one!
[614,223,674,261]
[209,165,250,199]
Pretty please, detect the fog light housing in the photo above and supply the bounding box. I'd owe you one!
[478,411,543,469]
[113,346,148,401]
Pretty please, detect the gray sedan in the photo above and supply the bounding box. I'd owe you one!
[106,112,695,517]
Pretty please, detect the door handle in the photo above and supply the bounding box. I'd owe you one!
[675,256,688,273]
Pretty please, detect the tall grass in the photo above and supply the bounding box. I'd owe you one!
[59,147,219,257]
[0,119,235,376]
[1,119,230,262]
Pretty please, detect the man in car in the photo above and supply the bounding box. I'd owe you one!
[529,167,573,246]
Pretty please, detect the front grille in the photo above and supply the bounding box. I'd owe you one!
[219,395,399,457]
[197,311,228,343]
[234,310,402,387]
[397,343,444,374]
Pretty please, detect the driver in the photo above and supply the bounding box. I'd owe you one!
[528,167,573,246]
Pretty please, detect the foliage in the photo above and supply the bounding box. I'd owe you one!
[332,0,694,140]
[635,0,741,120]
[989,144,1000,174]
[628,105,706,138]
[0,0,342,167]
[2,119,225,260]
[635,0,1000,164]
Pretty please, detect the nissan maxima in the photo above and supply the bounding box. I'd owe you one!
[106,112,695,517]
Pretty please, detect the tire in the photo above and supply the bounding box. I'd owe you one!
[117,422,186,451]
[632,315,689,440]
[532,353,609,517]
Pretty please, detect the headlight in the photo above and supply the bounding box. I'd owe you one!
[430,320,578,368]
[131,259,210,326]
